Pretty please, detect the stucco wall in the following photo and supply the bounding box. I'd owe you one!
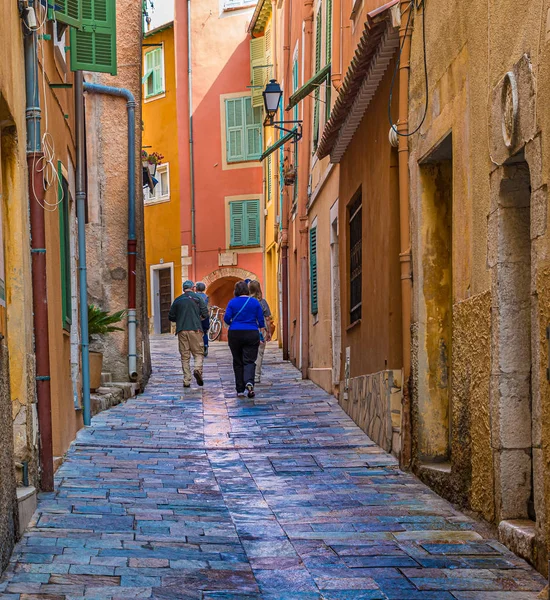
[338,64,402,380]
[86,0,151,384]
[408,0,550,574]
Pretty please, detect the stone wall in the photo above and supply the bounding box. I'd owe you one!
[340,369,402,458]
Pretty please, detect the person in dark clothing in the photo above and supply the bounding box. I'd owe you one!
[195,282,210,357]
[224,280,266,398]
[168,280,209,388]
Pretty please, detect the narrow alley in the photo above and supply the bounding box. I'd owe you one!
[0,337,546,599]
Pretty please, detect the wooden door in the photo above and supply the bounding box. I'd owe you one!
[158,268,172,334]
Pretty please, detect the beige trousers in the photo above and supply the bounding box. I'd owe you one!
[255,341,266,383]
[178,330,204,384]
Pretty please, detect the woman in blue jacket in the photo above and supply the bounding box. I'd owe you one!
[224,280,266,398]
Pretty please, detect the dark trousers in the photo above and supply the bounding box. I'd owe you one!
[201,318,209,347]
[228,329,260,393]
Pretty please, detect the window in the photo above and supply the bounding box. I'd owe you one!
[225,97,262,163]
[349,191,362,324]
[70,0,117,75]
[310,226,318,315]
[223,0,256,10]
[143,47,164,99]
[53,21,67,66]
[146,163,170,203]
[230,199,260,247]
[58,163,72,331]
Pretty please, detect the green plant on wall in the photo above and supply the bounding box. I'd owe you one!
[88,305,125,342]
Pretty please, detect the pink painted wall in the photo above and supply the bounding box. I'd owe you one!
[175,0,264,298]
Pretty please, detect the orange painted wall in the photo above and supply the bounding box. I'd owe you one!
[142,25,182,324]
[175,0,264,300]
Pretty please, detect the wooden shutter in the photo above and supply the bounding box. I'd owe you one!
[245,200,260,246]
[70,0,117,75]
[313,8,322,149]
[310,226,318,314]
[267,156,272,202]
[58,162,72,330]
[152,48,163,95]
[250,37,266,108]
[55,0,82,29]
[244,97,262,160]
[264,26,273,82]
[230,201,245,246]
[226,98,244,162]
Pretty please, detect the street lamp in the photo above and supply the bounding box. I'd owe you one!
[263,79,283,120]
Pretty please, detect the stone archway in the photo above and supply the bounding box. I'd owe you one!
[202,267,258,289]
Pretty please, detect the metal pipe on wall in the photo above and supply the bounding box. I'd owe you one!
[397,0,413,469]
[188,0,197,282]
[82,83,139,382]
[23,1,54,491]
[74,72,91,426]
[331,0,342,90]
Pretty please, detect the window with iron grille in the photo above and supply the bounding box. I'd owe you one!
[349,191,362,324]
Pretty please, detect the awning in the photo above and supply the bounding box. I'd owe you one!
[259,129,298,162]
[316,0,400,162]
[286,64,331,111]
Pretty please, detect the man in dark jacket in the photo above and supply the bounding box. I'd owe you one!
[168,280,209,387]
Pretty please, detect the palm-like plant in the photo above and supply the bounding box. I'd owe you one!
[88,305,125,341]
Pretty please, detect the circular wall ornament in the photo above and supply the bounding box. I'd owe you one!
[501,71,518,148]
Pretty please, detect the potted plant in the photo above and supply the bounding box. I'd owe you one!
[147,151,164,176]
[88,304,125,391]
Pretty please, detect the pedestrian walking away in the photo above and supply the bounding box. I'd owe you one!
[168,280,209,388]
[248,279,272,384]
[195,281,210,357]
[224,280,265,398]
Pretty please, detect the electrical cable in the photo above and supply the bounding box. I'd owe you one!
[388,0,428,138]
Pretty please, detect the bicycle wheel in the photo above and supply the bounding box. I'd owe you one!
[208,319,222,342]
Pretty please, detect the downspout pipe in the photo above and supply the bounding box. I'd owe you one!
[397,0,413,469]
[331,0,342,90]
[82,82,139,381]
[23,1,54,491]
[74,72,91,426]
[187,0,197,281]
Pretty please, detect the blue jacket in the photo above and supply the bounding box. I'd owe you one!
[224,296,265,331]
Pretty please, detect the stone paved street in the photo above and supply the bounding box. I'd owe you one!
[0,336,546,599]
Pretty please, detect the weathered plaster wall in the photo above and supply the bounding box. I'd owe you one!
[409,0,550,574]
[338,64,402,380]
[86,0,151,384]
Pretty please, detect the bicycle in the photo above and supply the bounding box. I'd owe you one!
[208,306,224,342]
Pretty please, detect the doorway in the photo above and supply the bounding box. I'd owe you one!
[151,264,174,335]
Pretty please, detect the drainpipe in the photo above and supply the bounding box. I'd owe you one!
[74,72,91,426]
[299,0,314,379]
[187,0,197,281]
[82,83,139,382]
[331,0,342,90]
[397,0,413,469]
[23,1,54,491]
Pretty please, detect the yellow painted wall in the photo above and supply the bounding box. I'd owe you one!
[142,25,182,328]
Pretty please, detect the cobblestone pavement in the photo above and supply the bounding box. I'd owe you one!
[1,336,547,599]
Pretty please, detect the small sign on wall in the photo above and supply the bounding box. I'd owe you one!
[219,252,237,267]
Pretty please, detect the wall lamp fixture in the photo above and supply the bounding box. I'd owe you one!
[262,79,302,141]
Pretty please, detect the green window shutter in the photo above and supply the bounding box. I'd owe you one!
[326,0,332,64]
[144,48,163,97]
[313,9,322,150]
[54,0,82,29]
[267,155,272,202]
[58,162,72,330]
[250,37,266,108]
[230,201,245,246]
[244,97,262,160]
[70,0,117,75]
[245,200,260,246]
[226,98,245,162]
[310,226,318,314]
